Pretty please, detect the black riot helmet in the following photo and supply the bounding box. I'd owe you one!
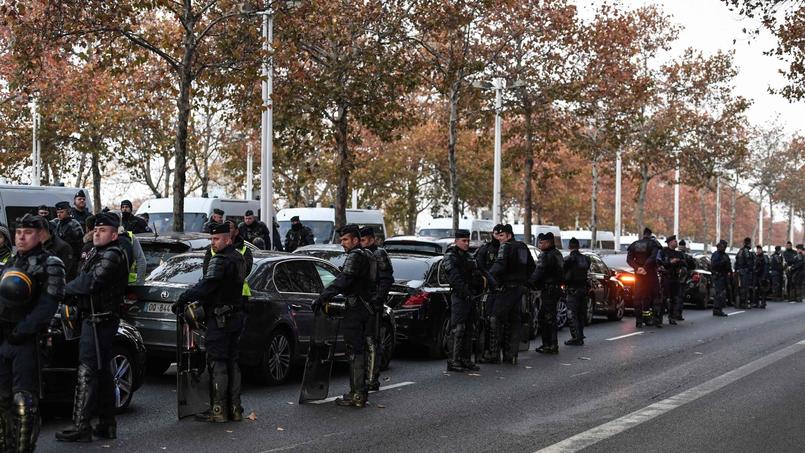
[0,268,33,309]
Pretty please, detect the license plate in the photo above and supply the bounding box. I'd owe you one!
[145,302,174,314]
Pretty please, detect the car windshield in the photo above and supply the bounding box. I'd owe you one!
[140,243,191,274]
[389,258,431,281]
[417,228,453,238]
[146,213,208,234]
[385,242,443,255]
[278,220,335,244]
[602,253,630,270]
[562,238,592,249]
[146,255,205,284]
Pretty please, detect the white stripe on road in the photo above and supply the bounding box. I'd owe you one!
[534,340,805,453]
[309,381,415,405]
[727,310,745,316]
[606,332,645,341]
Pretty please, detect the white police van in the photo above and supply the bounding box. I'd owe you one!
[136,197,260,233]
[417,218,494,242]
[512,224,563,247]
[0,184,92,229]
[276,207,387,244]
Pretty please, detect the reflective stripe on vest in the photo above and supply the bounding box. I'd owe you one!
[127,231,137,284]
[210,246,251,297]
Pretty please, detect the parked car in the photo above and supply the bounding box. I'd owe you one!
[42,312,147,412]
[562,251,626,324]
[601,254,638,312]
[292,243,348,267]
[124,252,396,384]
[135,232,259,275]
[383,236,483,256]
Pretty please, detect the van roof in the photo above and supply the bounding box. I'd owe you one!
[563,230,615,240]
[276,207,384,224]
[136,197,257,214]
[511,224,561,235]
[420,218,494,230]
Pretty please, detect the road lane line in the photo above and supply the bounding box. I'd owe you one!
[606,332,644,341]
[309,381,415,405]
[534,340,805,453]
[727,310,745,316]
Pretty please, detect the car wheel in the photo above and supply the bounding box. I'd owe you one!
[556,299,568,330]
[111,345,136,414]
[258,329,294,385]
[380,321,395,371]
[428,315,450,359]
[585,295,594,326]
[608,294,625,321]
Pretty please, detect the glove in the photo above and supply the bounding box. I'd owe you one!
[171,302,182,315]
[311,298,323,314]
[6,329,29,346]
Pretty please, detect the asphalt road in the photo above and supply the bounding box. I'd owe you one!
[37,299,805,453]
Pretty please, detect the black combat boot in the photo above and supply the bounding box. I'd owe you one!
[365,337,381,391]
[446,325,466,372]
[195,361,227,423]
[480,317,501,364]
[13,391,40,452]
[459,326,480,371]
[713,309,728,317]
[94,366,117,439]
[565,338,584,346]
[337,354,367,408]
[56,364,94,442]
[228,360,243,422]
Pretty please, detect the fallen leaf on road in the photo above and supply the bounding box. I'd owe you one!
[578,357,591,361]
[287,402,295,405]
[102,445,110,449]
[377,404,386,409]
[694,352,703,355]
[226,430,233,433]
[161,448,167,451]
[277,427,285,431]
[383,377,391,381]
[467,373,481,376]
[525,366,533,369]
[247,411,257,421]
[560,363,572,366]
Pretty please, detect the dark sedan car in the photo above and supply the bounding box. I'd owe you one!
[383,236,483,256]
[135,231,260,274]
[293,243,348,267]
[125,252,396,384]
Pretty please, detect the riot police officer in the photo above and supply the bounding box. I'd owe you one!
[563,237,590,346]
[174,222,247,423]
[734,237,755,309]
[202,209,225,234]
[56,213,128,442]
[70,190,91,229]
[488,225,533,364]
[783,241,798,300]
[52,201,84,271]
[770,246,784,299]
[312,225,375,407]
[0,214,64,452]
[442,230,484,372]
[120,200,151,234]
[752,245,769,309]
[238,210,277,250]
[657,235,687,325]
[530,232,564,354]
[41,222,75,281]
[710,240,731,317]
[627,228,662,328]
[359,226,393,390]
[285,216,315,252]
[475,224,502,362]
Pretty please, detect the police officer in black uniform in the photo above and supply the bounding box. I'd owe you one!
[488,225,534,364]
[476,224,502,362]
[563,237,591,346]
[359,226,393,390]
[442,230,485,372]
[783,241,798,300]
[312,225,375,407]
[752,245,769,309]
[175,223,246,423]
[710,240,731,317]
[657,235,687,325]
[627,228,662,328]
[0,215,64,452]
[202,209,225,234]
[70,190,91,230]
[284,216,315,252]
[238,210,277,250]
[53,201,84,272]
[119,200,151,234]
[770,246,784,299]
[734,237,755,309]
[56,213,128,442]
[41,222,75,281]
[530,232,564,354]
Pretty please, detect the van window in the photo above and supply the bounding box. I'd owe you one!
[600,240,615,250]
[278,220,335,244]
[471,231,478,240]
[148,213,208,233]
[4,206,37,230]
[480,231,492,242]
[359,224,386,242]
[417,228,453,238]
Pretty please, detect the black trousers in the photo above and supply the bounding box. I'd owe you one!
[713,274,728,311]
[342,304,371,355]
[661,277,683,319]
[635,273,659,318]
[450,293,477,361]
[78,317,119,422]
[770,271,783,298]
[565,287,586,340]
[493,286,524,358]
[738,270,753,307]
[539,286,561,347]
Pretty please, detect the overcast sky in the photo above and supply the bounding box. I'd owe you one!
[576,0,805,135]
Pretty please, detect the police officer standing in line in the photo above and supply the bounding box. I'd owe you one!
[41,222,75,281]
[71,190,91,229]
[312,225,375,407]
[0,215,64,452]
[783,241,798,300]
[174,222,247,423]
[202,209,225,234]
[734,237,755,309]
[770,246,785,299]
[36,206,50,221]
[56,213,129,442]
[488,225,534,364]
[751,245,769,309]
[285,216,315,252]
[77,215,97,270]
[442,230,484,372]
[0,225,11,268]
[710,240,731,317]
[116,218,147,286]
[657,235,687,325]
[563,237,591,346]
[530,232,564,354]
[796,245,805,301]
[120,200,151,234]
[359,226,394,389]
[52,201,84,271]
[627,228,662,328]
[475,224,502,362]
[238,210,277,250]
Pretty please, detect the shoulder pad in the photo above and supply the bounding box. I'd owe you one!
[342,249,365,276]
[205,253,230,280]
[44,256,66,299]
[375,248,392,272]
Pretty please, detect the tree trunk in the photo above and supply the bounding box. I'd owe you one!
[729,184,736,247]
[405,176,418,235]
[333,107,350,230]
[75,152,87,188]
[163,152,172,198]
[172,64,193,232]
[699,187,709,242]
[767,193,773,248]
[522,98,535,245]
[635,161,650,234]
[789,205,795,243]
[91,149,102,215]
[448,84,460,232]
[591,158,599,249]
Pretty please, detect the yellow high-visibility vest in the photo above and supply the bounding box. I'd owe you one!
[210,246,251,297]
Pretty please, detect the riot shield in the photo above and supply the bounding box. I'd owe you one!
[299,311,340,404]
[177,315,209,419]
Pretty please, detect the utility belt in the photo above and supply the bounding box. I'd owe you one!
[209,304,240,328]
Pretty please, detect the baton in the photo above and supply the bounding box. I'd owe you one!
[89,295,103,371]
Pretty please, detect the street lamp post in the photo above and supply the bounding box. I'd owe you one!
[674,158,680,237]
[715,175,721,245]
[614,149,622,251]
[31,100,41,186]
[246,141,254,200]
[261,7,274,247]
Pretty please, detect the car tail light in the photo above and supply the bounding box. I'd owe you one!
[617,273,636,284]
[125,292,138,302]
[691,273,701,283]
[121,292,138,316]
[402,292,430,308]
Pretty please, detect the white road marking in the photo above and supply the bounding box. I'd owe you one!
[309,381,415,405]
[534,340,805,453]
[727,310,745,316]
[606,332,645,341]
